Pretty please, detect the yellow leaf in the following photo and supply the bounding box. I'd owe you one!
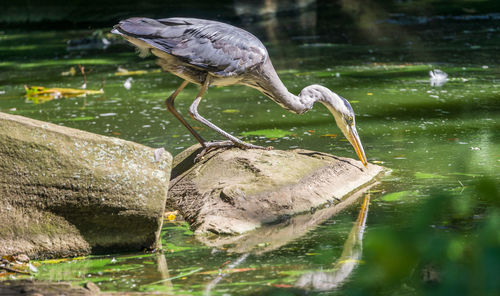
[24,85,103,104]
[41,256,86,264]
[321,134,337,138]
[222,109,240,114]
[114,67,160,76]
[165,210,178,222]
[338,259,365,264]
[61,66,76,76]
[114,70,148,76]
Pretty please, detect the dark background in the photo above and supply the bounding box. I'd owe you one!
[3,0,500,29]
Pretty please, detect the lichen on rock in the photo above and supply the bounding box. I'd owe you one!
[0,112,172,259]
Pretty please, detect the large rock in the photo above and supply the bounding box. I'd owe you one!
[197,181,378,253]
[168,144,384,235]
[0,280,96,296]
[0,112,172,259]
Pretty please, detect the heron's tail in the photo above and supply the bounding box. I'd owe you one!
[112,18,166,57]
[111,17,163,37]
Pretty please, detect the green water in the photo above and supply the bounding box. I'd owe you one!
[1,14,499,295]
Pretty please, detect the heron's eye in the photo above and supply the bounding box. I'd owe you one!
[345,116,354,126]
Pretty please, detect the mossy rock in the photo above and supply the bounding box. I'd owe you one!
[0,112,172,259]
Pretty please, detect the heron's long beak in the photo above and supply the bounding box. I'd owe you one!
[347,125,368,168]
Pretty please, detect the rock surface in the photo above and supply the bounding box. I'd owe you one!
[0,112,172,259]
[0,280,96,296]
[0,280,172,295]
[197,181,378,253]
[168,144,384,235]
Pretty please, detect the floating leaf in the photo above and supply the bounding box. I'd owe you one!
[166,242,194,252]
[40,256,87,264]
[56,116,95,122]
[60,66,76,76]
[380,190,415,202]
[222,109,240,114]
[414,172,447,179]
[117,253,155,260]
[165,210,178,221]
[25,85,103,104]
[241,129,293,138]
[199,268,257,275]
[321,134,337,138]
[277,69,299,74]
[448,172,483,177]
[115,70,147,76]
[148,267,203,285]
[114,67,161,76]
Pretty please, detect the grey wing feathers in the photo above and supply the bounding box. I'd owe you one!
[113,17,268,76]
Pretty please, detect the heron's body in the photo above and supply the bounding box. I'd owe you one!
[112,17,368,166]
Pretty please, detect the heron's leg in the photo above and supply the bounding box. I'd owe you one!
[188,78,270,158]
[165,80,206,146]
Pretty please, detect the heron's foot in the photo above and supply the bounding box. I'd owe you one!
[194,140,272,162]
[234,141,270,151]
[194,140,233,162]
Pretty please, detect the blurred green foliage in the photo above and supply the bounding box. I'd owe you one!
[350,179,500,295]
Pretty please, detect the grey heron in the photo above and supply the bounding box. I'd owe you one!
[112,17,368,167]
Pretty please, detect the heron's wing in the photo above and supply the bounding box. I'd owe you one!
[113,17,268,77]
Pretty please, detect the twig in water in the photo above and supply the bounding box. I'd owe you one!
[0,265,31,275]
[148,267,203,285]
[78,64,87,89]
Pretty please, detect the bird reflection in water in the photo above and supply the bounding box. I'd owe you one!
[202,192,372,295]
[294,192,370,291]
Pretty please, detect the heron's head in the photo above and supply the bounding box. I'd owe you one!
[301,85,368,167]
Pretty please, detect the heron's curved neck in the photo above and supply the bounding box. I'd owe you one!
[264,82,343,115]
[249,61,343,114]
[271,85,314,115]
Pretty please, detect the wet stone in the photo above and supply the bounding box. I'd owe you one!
[0,112,172,259]
[168,144,385,236]
[0,280,95,296]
